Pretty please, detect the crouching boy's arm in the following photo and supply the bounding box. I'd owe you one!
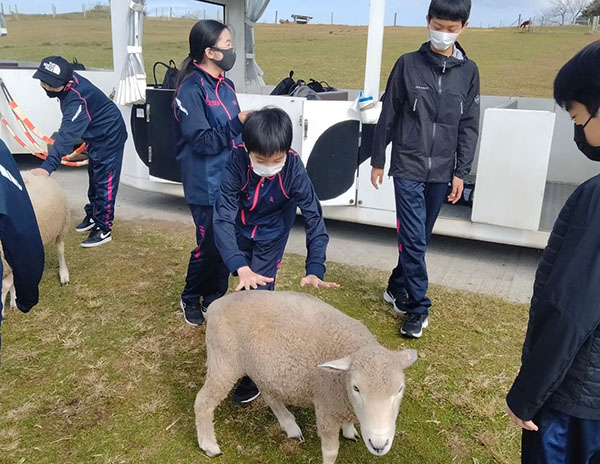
[291,158,339,289]
[213,156,273,291]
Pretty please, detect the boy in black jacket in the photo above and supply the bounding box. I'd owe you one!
[506,41,600,463]
[0,139,45,363]
[370,0,480,338]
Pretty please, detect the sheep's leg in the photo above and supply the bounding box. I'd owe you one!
[194,369,238,458]
[1,274,11,318]
[341,423,359,441]
[316,409,341,464]
[262,393,304,441]
[56,239,70,286]
[9,282,16,309]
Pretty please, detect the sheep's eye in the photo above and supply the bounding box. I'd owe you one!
[353,385,360,393]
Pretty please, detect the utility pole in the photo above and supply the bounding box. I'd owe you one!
[275,10,278,23]
[518,14,521,27]
[394,12,397,26]
[331,11,333,25]
[52,4,56,19]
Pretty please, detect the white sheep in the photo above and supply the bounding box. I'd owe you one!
[1,172,70,316]
[195,290,417,464]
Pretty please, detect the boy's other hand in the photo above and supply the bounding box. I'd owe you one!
[447,176,464,204]
[235,266,274,291]
[238,111,253,124]
[371,168,384,189]
[30,168,49,177]
[506,402,538,432]
[300,275,340,289]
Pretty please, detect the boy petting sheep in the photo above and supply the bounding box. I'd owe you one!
[213,107,339,403]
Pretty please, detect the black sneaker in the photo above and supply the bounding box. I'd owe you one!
[179,299,206,326]
[383,288,408,315]
[233,376,260,404]
[75,216,95,233]
[80,227,112,248]
[400,313,429,339]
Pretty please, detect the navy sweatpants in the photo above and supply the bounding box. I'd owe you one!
[236,233,289,291]
[388,178,447,316]
[182,205,230,307]
[522,406,600,464]
[84,142,124,232]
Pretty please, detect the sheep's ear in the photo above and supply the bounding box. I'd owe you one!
[318,357,352,373]
[397,349,418,369]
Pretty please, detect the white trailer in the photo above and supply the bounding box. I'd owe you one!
[1,0,598,249]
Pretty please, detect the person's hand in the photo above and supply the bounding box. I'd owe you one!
[300,275,340,289]
[235,266,274,291]
[506,402,538,431]
[371,168,384,189]
[238,110,253,124]
[447,176,464,204]
[30,168,49,177]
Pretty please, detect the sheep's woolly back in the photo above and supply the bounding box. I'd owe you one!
[206,291,379,407]
[20,172,70,246]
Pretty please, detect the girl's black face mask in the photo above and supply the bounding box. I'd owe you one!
[209,47,236,72]
[45,86,67,99]
[575,114,600,162]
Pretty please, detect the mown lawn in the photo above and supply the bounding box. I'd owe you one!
[0,221,527,463]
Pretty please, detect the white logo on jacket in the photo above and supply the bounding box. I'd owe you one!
[72,105,82,122]
[0,163,23,190]
[175,98,189,116]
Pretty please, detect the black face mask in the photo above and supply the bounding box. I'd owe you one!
[45,87,67,99]
[209,47,236,72]
[574,115,600,162]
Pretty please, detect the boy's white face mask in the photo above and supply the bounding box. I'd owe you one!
[429,28,459,52]
[250,155,285,178]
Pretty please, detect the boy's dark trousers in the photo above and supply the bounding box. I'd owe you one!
[522,405,600,463]
[236,233,289,291]
[83,142,124,233]
[388,178,448,316]
[182,205,230,307]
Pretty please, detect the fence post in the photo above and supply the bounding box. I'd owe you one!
[394,12,397,26]
[275,10,278,23]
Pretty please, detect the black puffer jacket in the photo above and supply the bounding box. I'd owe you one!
[370,42,480,182]
[507,174,600,421]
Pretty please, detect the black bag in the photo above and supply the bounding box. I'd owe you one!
[270,70,296,96]
[153,60,179,89]
[71,58,85,71]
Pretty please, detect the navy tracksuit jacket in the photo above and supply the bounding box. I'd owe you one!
[41,73,127,232]
[0,139,44,329]
[174,66,242,305]
[214,146,329,289]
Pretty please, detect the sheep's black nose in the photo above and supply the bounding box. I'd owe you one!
[369,438,389,453]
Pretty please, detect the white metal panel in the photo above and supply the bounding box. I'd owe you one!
[472,108,555,231]
[302,100,361,206]
[237,94,305,154]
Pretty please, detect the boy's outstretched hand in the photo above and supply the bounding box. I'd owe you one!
[235,266,274,291]
[300,275,340,289]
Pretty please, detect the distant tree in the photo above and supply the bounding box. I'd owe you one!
[583,0,600,17]
[544,0,592,25]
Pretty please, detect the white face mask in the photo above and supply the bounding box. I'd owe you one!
[429,28,459,52]
[251,156,285,178]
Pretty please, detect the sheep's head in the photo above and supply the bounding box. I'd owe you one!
[318,346,417,456]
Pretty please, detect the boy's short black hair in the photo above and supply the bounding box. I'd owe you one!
[243,107,293,157]
[428,0,471,25]
[554,40,600,117]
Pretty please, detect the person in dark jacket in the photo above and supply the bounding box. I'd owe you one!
[174,20,251,328]
[30,56,128,248]
[506,41,600,464]
[0,139,45,363]
[370,0,480,339]
[213,107,339,403]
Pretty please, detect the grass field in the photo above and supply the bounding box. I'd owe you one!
[0,222,527,463]
[0,13,597,97]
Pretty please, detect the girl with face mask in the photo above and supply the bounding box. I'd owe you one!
[174,20,251,329]
[506,40,600,463]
